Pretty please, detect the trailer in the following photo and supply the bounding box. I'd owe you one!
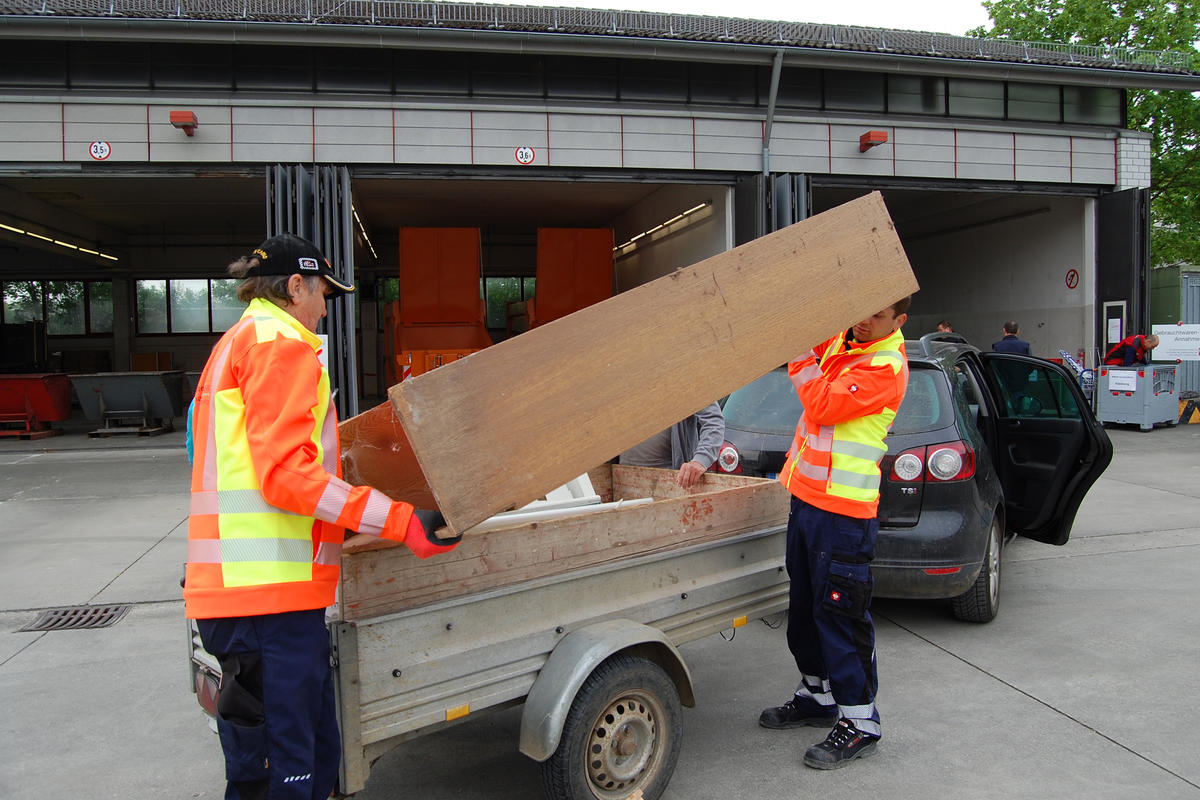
[189,465,790,799]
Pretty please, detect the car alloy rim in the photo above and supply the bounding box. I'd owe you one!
[586,689,666,797]
[988,519,1001,608]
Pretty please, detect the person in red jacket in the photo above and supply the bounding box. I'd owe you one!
[185,233,459,800]
[759,296,910,770]
[1104,333,1159,366]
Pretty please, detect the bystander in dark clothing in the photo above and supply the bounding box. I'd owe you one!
[992,321,1032,356]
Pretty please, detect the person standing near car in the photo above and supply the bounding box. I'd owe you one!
[619,401,725,489]
[184,233,461,800]
[992,321,1032,355]
[759,296,910,770]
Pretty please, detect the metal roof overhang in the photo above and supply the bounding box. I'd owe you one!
[4,15,1200,92]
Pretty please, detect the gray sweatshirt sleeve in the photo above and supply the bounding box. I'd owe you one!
[689,401,726,469]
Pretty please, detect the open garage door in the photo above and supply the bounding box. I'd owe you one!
[1096,187,1150,357]
[267,165,358,418]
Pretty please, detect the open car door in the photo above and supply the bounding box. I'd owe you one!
[976,353,1113,546]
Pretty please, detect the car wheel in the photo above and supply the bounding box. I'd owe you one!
[951,514,1002,623]
[540,653,682,800]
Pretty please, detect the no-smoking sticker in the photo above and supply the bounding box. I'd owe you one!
[514,146,536,165]
[1065,269,1079,290]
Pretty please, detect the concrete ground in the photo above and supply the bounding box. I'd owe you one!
[1,416,1198,800]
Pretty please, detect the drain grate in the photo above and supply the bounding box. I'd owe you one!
[18,604,131,632]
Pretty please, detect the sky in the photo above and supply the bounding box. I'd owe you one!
[510,0,994,36]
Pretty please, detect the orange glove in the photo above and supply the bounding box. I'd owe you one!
[405,509,461,558]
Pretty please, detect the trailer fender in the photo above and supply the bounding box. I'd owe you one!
[519,618,695,762]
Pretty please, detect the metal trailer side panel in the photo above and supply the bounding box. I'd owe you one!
[335,523,787,794]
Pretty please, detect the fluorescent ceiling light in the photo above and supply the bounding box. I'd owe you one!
[0,217,120,262]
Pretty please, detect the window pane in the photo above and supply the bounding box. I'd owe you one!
[948,78,1004,119]
[485,277,521,329]
[1008,82,1060,122]
[1063,86,1121,125]
[888,76,945,115]
[773,67,822,109]
[824,70,884,112]
[89,282,113,333]
[380,277,400,304]
[523,277,536,299]
[620,59,687,103]
[546,56,618,101]
[137,280,168,334]
[395,50,468,96]
[690,62,757,106]
[3,281,43,322]
[46,281,85,335]
[472,54,544,98]
[211,279,244,331]
[171,279,210,333]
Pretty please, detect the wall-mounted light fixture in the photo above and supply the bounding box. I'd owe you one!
[0,220,119,261]
[613,201,712,254]
[859,130,889,152]
[169,110,199,137]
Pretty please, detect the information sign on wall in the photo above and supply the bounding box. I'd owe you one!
[1151,324,1200,361]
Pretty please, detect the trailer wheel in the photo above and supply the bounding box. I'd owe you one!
[540,653,682,800]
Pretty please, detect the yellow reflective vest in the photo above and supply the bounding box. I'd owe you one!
[779,328,908,519]
[184,298,413,619]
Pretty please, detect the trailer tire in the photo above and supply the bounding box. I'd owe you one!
[540,653,682,800]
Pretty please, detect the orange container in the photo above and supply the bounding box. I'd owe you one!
[533,228,613,327]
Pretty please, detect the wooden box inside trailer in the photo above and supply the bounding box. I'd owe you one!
[337,466,788,621]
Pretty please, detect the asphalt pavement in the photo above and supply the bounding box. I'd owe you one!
[1,415,1198,800]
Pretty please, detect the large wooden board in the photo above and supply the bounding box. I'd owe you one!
[392,192,918,534]
[337,466,788,620]
[339,401,436,508]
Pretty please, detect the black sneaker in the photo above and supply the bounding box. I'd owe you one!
[803,718,879,769]
[758,696,838,729]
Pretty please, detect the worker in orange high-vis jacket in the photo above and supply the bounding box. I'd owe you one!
[758,296,911,771]
[184,233,460,800]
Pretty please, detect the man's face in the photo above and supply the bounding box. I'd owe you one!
[288,275,331,332]
[853,307,907,343]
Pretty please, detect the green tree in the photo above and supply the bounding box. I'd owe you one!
[971,0,1200,267]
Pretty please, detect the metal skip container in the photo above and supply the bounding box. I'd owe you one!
[69,370,184,436]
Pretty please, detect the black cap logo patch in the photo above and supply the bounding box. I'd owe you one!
[298,257,319,271]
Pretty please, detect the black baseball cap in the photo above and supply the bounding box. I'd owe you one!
[247,233,355,296]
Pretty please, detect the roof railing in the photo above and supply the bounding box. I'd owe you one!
[3,0,1195,74]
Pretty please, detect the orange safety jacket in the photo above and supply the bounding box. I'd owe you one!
[778,327,908,519]
[184,298,415,620]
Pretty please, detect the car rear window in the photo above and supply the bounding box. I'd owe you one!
[723,365,949,437]
[722,369,801,436]
[891,367,949,435]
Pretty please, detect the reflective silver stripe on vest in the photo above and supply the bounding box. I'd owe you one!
[200,321,244,493]
[804,425,835,453]
[190,489,303,517]
[790,362,822,390]
[831,439,886,464]
[357,489,393,537]
[187,537,313,564]
[830,468,879,490]
[315,478,351,524]
[321,404,338,475]
[795,459,830,481]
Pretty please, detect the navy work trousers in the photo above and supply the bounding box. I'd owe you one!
[784,495,881,734]
[197,608,340,800]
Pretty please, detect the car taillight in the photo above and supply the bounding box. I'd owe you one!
[887,442,975,483]
[715,442,741,474]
